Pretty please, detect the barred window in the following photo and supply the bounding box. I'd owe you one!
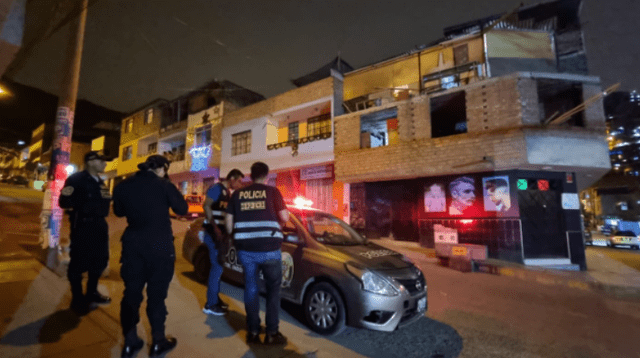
[307,114,331,137]
[232,130,251,156]
[288,121,299,142]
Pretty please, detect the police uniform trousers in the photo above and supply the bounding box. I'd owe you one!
[67,218,109,299]
[120,241,174,344]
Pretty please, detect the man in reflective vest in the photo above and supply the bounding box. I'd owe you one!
[226,162,289,345]
[201,168,244,315]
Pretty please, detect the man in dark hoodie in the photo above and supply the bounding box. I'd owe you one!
[112,155,188,358]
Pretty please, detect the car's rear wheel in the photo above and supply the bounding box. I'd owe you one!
[303,282,346,336]
[194,248,211,283]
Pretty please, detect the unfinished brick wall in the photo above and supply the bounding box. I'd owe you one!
[335,128,527,183]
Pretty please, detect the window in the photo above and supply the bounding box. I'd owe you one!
[430,91,467,138]
[148,142,157,154]
[123,146,133,161]
[288,122,299,142]
[124,118,133,133]
[453,44,469,65]
[232,130,251,156]
[307,114,331,137]
[194,124,211,146]
[360,107,398,149]
[144,108,153,124]
[537,80,584,127]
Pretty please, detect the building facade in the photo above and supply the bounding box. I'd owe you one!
[333,0,609,269]
[220,72,348,219]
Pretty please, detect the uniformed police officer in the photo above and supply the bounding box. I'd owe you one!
[226,162,289,345]
[59,151,112,313]
[112,155,188,358]
[201,169,244,316]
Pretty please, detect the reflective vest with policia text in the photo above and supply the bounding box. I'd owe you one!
[231,184,284,252]
[210,183,230,229]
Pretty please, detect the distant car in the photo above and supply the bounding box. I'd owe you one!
[182,204,428,335]
[609,231,640,249]
[9,175,29,187]
[583,230,593,245]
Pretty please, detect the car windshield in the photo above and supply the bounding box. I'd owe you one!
[292,210,366,246]
[186,196,202,204]
[615,231,636,236]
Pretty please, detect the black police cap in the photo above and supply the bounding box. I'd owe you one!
[138,154,171,171]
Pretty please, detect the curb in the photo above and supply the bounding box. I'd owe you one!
[475,261,640,299]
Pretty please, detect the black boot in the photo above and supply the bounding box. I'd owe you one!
[121,339,144,358]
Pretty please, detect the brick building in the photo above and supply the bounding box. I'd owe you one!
[334,0,609,269]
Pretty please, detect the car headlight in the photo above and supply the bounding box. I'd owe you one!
[346,262,399,296]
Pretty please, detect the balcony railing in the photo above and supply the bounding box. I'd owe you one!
[266,132,332,151]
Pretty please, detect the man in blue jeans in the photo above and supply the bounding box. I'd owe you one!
[201,169,244,315]
[226,162,289,345]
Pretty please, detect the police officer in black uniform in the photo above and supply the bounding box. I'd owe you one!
[226,162,289,345]
[59,151,112,313]
[112,155,188,358]
[201,169,244,316]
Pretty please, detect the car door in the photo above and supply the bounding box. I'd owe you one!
[280,216,307,302]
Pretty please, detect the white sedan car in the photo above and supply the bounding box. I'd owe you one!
[609,231,640,249]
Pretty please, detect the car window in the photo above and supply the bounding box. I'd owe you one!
[616,231,636,236]
[293,210,366,246]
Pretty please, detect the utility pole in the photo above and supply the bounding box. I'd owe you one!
[40,0,89,252]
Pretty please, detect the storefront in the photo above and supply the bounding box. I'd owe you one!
[354,170,585,268]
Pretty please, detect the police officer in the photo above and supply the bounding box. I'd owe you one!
[201,169,244,316]
[112,155,188,358]
[59,151,112,313]
[226,162,289,345]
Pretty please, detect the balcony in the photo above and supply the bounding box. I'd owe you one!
[267,132,332,151]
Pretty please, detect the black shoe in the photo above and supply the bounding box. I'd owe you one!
[263,331,287,345]
[203,303,227,316]
[87,292,112,305]
[246,332,261,344]
[149,336,177,357]
[121,339,144,358]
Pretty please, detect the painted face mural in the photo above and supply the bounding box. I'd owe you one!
[448,177,476,215]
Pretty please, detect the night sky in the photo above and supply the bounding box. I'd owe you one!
[7,0,640,113]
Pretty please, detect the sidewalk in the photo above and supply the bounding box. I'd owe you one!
[373,238,640,299]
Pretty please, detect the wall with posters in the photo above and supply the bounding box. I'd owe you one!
[362,170,584,267]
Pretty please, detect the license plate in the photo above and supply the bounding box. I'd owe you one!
[417,297,426,312]
[452,246,467,256]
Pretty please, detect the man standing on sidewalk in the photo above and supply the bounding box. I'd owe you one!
[201,169,244,316]
[113,155,188,358]
[59,151,112,313]
[226,162,289,345]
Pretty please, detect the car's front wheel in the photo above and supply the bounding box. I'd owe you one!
[193,248,211,283]
[303,282,346,336]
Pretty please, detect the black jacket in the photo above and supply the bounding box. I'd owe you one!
[113,170,188,252]
[59,170,111,221]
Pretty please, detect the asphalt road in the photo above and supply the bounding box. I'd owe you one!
[588,232,640,271]
[2,184,640,358]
